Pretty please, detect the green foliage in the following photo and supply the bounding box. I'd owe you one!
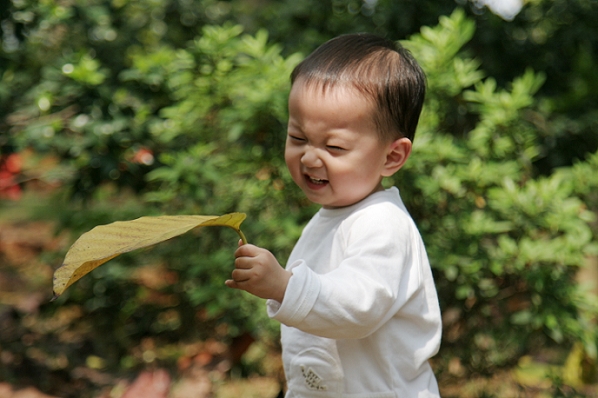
[2,0,306,377]
[399,9,598,372]
[2,0,598,391]
[249,0,598,174]
[1,2,307,348]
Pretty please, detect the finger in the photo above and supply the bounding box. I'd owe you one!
[231,268,250,283]
[234,256,253,269]
[238,239,244,247]
[226,277,248,287]
[235,243,256,258]
[225,279,239,289]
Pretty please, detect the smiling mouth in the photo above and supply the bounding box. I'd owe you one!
[306,175,328,185]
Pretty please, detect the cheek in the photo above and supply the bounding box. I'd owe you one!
[284,147,298,172]
[334,154,379,181]
[284,147,292,167]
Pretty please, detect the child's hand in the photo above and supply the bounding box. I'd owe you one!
[225,241,291,302]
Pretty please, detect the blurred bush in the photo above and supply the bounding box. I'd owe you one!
[0,0,306,385]
[1,0,598,392]
[401,9,598,373]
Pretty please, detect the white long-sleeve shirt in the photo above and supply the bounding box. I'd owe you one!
[267,187,442,397]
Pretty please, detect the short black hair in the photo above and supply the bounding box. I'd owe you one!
[291,33,426,142]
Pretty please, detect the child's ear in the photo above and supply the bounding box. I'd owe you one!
[381,137,412,177]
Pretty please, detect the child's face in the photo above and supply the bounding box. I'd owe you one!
[285,81,394,209]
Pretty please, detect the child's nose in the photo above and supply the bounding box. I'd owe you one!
[301,147,323,168]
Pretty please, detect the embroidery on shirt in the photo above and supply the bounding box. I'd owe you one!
[300,365,328,390]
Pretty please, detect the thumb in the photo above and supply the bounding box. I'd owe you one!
[225,279,238,289]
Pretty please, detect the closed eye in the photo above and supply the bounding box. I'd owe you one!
[288,134,306,142]
[327,145,345,151]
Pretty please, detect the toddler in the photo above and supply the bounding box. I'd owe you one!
[226,33,442,397]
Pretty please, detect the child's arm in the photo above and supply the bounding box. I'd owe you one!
[267,206,439,341]
[225,242,292,303]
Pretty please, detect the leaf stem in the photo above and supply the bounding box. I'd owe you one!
[237,229,248,245]
[226,226,247,245]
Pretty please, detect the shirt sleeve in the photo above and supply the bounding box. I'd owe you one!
[266,259,320,321]
[268,205,426,340]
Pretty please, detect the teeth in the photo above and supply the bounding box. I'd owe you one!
[310,177,326,184]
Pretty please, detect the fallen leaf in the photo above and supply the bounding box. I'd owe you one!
[52,213,246,298]
[169,368,212,398]
[121,369,170,398]
[0,384,59,398]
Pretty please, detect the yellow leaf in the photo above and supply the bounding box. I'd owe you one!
[52,213,246,299]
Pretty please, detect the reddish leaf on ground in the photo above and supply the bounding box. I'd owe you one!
[170,368,212,398]
[121,369,171,398]
[0,383,59,398]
